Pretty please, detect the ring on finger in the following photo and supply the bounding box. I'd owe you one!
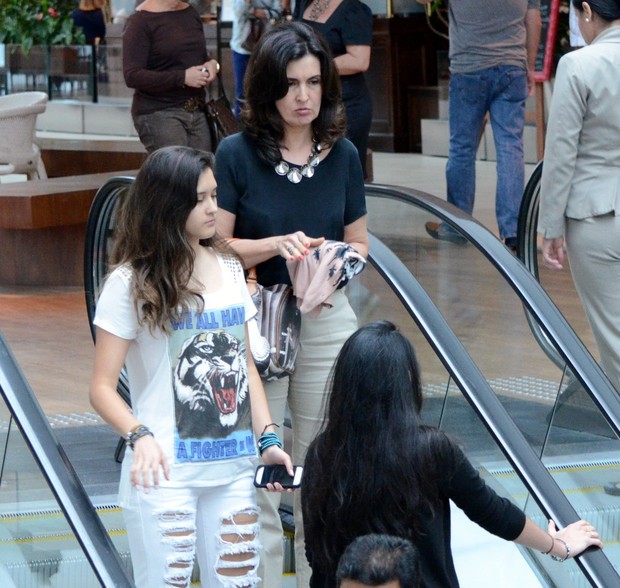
[286,246,294,254]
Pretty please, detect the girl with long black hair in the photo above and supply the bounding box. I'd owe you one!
[302,321,603,587]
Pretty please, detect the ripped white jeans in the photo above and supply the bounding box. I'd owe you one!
[122,473,259,587]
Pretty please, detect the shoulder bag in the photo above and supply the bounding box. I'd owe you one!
[206,86,238,150]
[246,267,301,381]
[241,4,289,52]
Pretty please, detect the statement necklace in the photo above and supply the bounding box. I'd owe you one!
[275,142,322,184]
[308,0,332,20]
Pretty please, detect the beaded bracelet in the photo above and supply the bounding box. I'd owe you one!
[257,431,283,455]
[549,538,571,562]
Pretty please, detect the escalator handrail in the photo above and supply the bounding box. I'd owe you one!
[0,333,134,588]
[84,175,135,345]
[368,232,617,587]
[365,183,620,439]
[517,160,543,278]
[516,161,570,372]
[83,176,135,405]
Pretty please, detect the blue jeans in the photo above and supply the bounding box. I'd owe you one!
[446,66,528,239]
[232,51,251,119]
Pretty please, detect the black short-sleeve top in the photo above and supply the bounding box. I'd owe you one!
[295,0,373,100]
[215,133,367,287]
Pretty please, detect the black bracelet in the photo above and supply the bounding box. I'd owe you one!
[126,424,153,450]
[261,422,280,435]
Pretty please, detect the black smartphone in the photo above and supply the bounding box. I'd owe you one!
[254,464,303,488]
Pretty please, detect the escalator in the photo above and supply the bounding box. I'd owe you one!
[361,181,620,586]
[0,176,619,586]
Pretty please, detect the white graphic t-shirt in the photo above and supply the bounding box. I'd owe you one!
[94,252,258,501]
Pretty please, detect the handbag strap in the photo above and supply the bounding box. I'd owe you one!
[226,239,259,293]
[246,266,259,295]
[207,83,231,105]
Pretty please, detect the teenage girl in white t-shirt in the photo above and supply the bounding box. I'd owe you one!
[90,145,292,587]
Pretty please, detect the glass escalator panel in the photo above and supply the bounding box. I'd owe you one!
[0,402,131,587]
[365,190,620,581]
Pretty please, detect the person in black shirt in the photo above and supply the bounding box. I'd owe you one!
[295,0,373,178]
[303,321,604,587]
[215,21,368,587]
[71,0,106,45]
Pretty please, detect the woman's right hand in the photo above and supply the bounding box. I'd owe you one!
[542,237,565,270]
[277,231,325,261]
[550,519,603,558]
[130,435,170,490]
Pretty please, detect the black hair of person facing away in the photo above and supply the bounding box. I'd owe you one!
[302,320,604,587]
[336,534,420,588]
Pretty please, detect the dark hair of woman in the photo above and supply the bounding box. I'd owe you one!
[240,21,346,166]
[572,0,620,20]
[303,320,458,573]
[111,146,227,331]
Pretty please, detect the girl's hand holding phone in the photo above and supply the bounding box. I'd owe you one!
[258,445,295,492]
[255,464,303,491]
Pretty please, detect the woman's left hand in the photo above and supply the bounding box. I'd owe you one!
[550,519,604,558]
[201,59,220,85]
[261,445,295,492]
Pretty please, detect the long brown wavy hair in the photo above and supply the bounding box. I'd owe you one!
[111,146,230,331]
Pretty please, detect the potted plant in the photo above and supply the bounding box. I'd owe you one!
[0,0,88,95]
[0,0,85,54]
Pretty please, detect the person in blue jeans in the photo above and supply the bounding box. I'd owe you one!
[230,0,288,118]
[417,0,541,250]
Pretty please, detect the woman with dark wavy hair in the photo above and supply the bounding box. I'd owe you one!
[215,21,369,587]
[303,321,603,587]
[90,146,292,587]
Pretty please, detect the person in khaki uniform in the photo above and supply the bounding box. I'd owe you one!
[538,0,620,496]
